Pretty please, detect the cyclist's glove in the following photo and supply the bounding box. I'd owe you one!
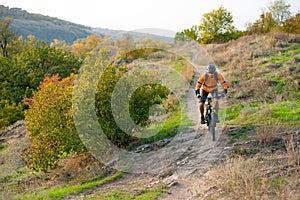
[195,89,201,99]
[224,89,228,95]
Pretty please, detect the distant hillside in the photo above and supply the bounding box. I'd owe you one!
[92,27,174,43]
[0,5,103,44]
[0,5,173,44]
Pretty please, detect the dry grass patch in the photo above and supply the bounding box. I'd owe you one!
[205,155,300,200]
[256,119,281,146]
[182,60,194,83]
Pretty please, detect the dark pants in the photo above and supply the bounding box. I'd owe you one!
[200,89,219,103]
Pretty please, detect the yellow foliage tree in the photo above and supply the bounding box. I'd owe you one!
[23,74,86,171]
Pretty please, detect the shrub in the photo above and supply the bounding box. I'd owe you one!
[95,65,137,148]
[0,100,24,129]
[23,74,86,171]
[95,65,170,147]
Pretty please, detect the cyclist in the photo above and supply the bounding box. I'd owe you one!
[195,64,228,124]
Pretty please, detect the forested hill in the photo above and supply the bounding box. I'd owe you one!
[0,5,104,44]
[0,5,173,44]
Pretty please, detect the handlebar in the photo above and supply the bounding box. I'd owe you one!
[217,93,226,98]
[198,92,226,103]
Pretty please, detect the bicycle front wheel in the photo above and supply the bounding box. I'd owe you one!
[210,113,216,141]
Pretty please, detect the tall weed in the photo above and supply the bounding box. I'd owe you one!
[256,119,281,146]
[283,133,300,166]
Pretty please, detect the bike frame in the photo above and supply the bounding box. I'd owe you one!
[205,96,217,141]
[204,93,224,141]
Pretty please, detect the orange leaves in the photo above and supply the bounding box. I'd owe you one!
[39,74,60,89]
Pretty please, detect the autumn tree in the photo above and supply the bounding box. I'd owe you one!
[50,39,69,52]
[71,42,85,59]
[70,34,103,59]
[174,25,199,42]
[114,33,135,59]
[198,6,239,44]
[23,74,86,171]
[268,0,291,26]
[85,34,102,51]
[281,13,300,33]
[246,12,277,34]
[246,0,294,34]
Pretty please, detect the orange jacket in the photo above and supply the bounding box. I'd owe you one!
[195,72,228,92]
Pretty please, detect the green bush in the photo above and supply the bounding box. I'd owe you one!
[95,65,137,148]
[0,100,24,129]
[95,64,169,148]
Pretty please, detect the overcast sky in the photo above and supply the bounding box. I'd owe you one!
[1,0,299,36]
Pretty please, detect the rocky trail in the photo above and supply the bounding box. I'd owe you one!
[155,70,231,199]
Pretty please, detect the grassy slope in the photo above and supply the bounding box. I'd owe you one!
[202,32,300,199]
[206,32,300,128]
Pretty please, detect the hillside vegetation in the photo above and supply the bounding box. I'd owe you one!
[207,32,300,128]
[199,32,300,199]
[0,32,299,199]
[0,0,299,199]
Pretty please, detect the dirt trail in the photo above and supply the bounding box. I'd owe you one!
[89,69,231,200]
[157,69,230,199]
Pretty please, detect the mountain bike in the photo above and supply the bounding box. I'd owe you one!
[204,93,225,141]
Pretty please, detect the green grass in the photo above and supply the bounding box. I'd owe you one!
[165,59,191,96]
[137,56,194,144]
[250,43,300,119]
[282,43,300,55]
[268,43,300,63]
[271,100,300,127]
[168,58,185,73]
[86,186,168,200]
[225,103,244,121]
[225,102,258,124]
[2,167,34,182]
[141,103,193,144]
[228,125,253,144]
[135,56,194,144]
[225,99,300,127]
[271,77,288,92]
[257,43,300,78]
[20,171,124,200]
[0,143,8,152]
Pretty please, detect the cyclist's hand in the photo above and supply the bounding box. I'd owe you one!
[224,89,228,95]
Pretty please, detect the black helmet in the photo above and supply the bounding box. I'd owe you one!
[207,64,216,73]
